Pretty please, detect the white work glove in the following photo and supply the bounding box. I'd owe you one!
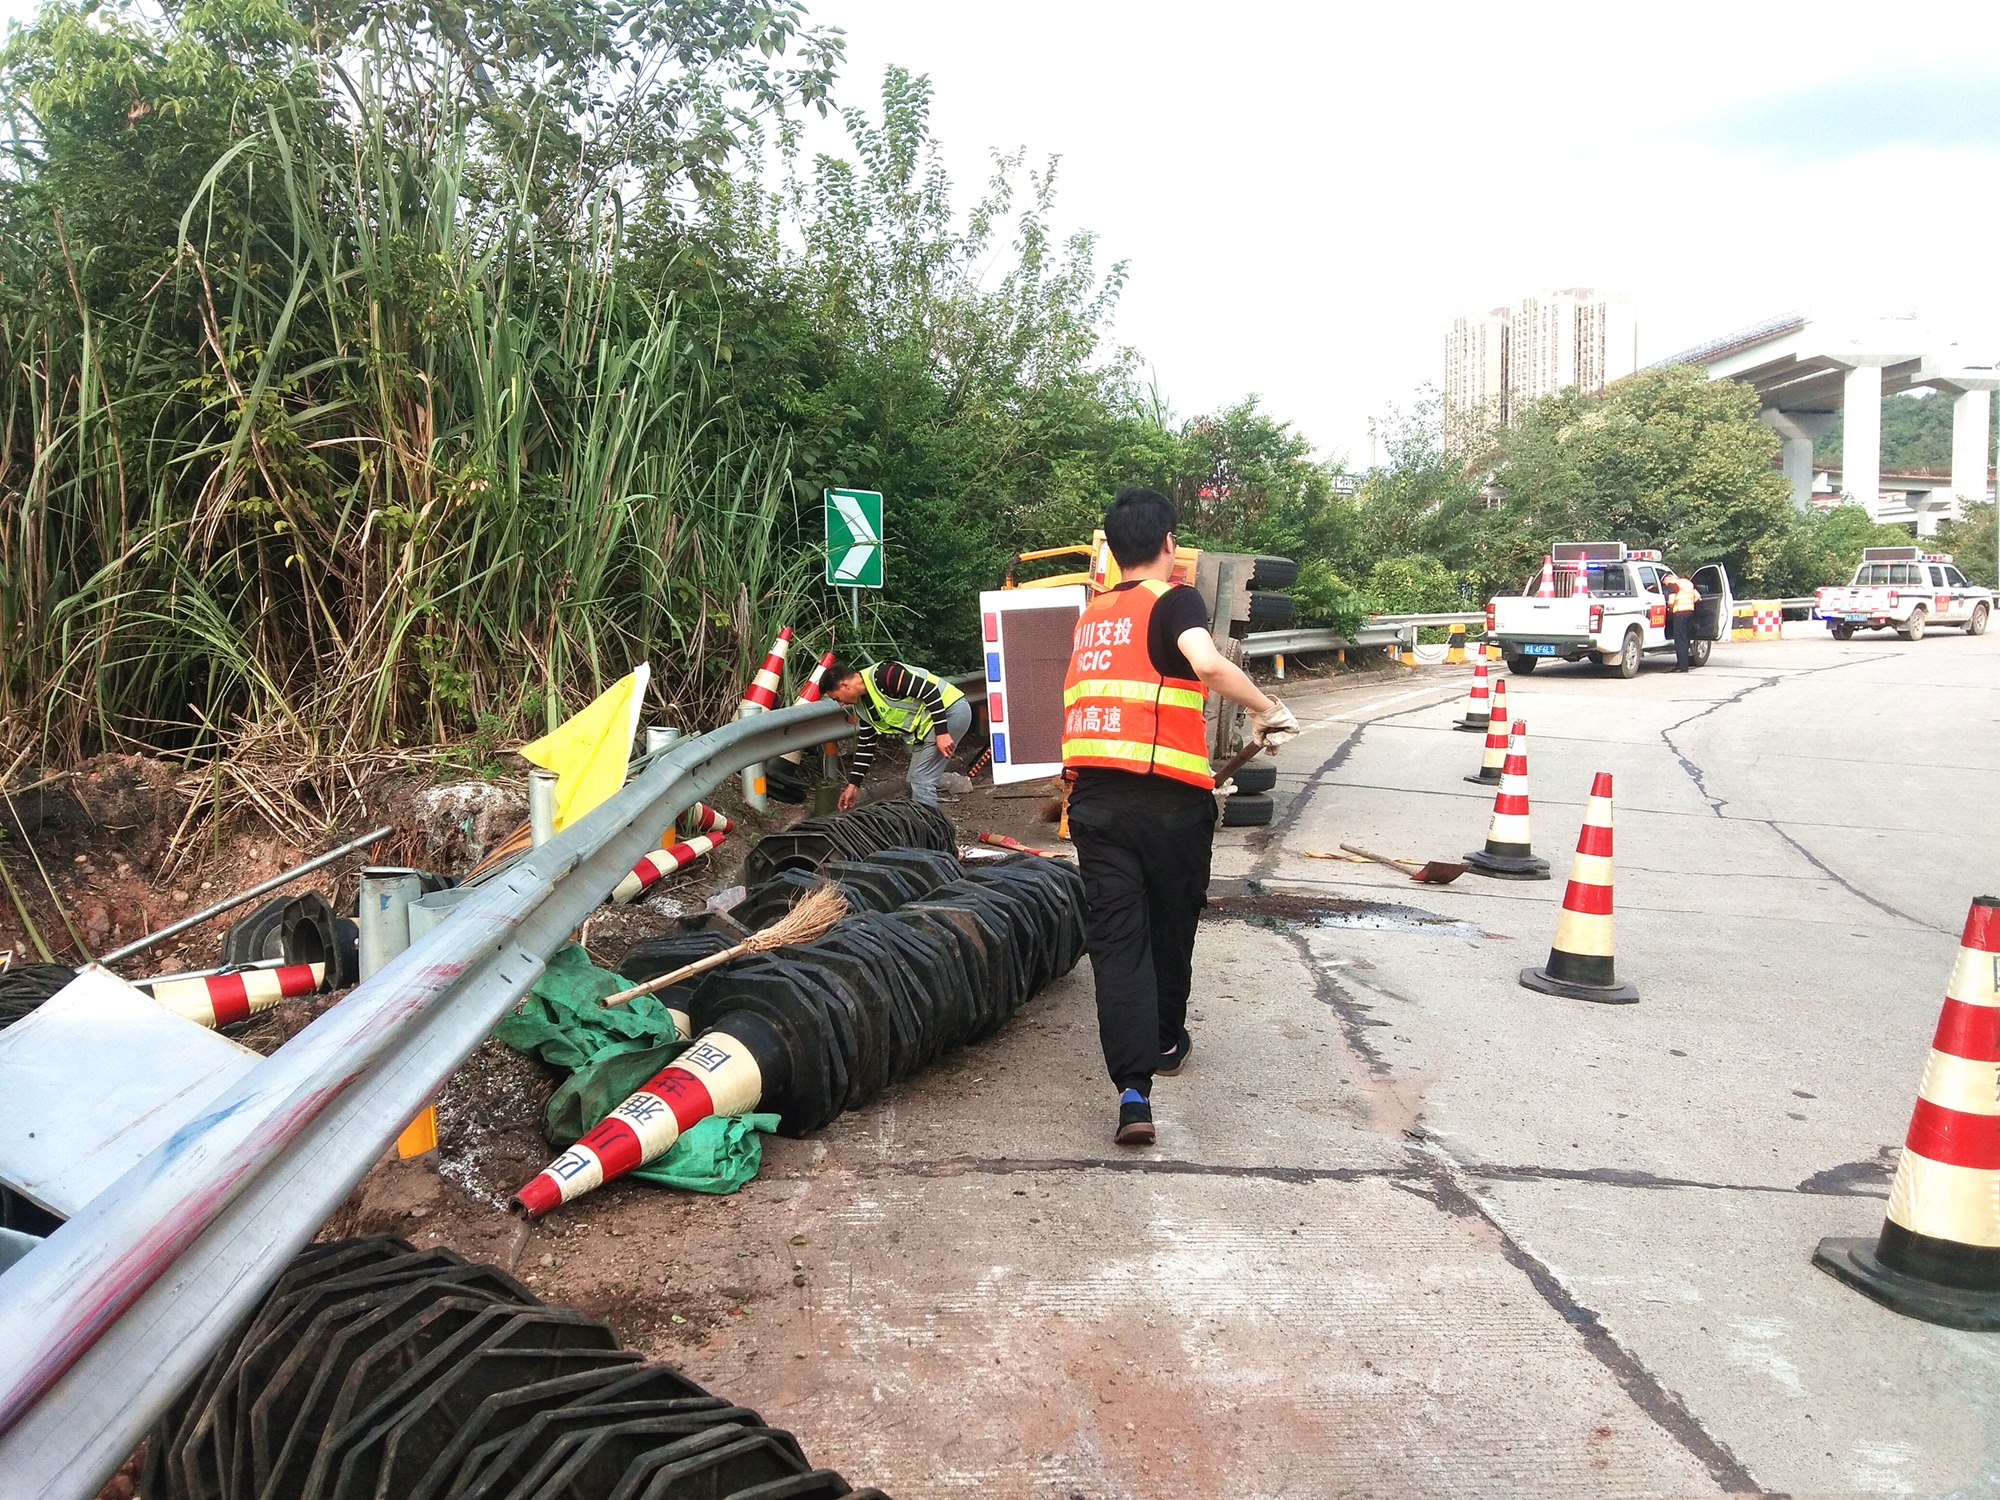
[1251,698,1299,751]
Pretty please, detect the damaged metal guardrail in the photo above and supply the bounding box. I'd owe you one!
[0,700,861,1500]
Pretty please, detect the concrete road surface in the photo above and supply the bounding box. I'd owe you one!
[660,625,2000,1499]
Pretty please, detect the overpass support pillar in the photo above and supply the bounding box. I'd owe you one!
[1951,386,1992,510]
[1760,409,1832,510]
[1842,364,1883,516]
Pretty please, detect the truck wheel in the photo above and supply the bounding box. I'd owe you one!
[1615,628,1641,679]
[1689,637,1712,668]
[1900,606,1927,641]
[1222,792,1274,827]
[1830,624,1856,641]
[1504,655,1538,675]
[1227,761,1277,794]
[1967,603,1989,636]
[1250,556,1299,590]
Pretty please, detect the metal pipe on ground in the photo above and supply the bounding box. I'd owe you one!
[0,698,857,1499]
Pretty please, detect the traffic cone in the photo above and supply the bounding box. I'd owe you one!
[1813,897,2000,1330]
[511,1024,769,1217]
[1519,773,1635,1002]
[610,832,726,905]
[145,962,326,1029]
[794,649,836,704]
[1535,556,1556,599]
[1455,652,1493,732]
[678,802,733,838]
[1464,719,1549,879]
[1463,678,1509,782]
[737,627,793,714]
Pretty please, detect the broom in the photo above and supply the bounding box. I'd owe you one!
[597,883,850,1008]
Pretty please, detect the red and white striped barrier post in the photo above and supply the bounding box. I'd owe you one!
[1464,678,1509,782]
[737,627,792,811]
[609,832,727,905]
[1455,651,1493,733]
[1464,718,1550,880]
[1814,896,2000,1329]
[1520,773,1635,1002]
[144,962,327,1029]
[510,1027,767,1217]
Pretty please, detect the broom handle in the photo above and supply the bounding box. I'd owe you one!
[601,943,746,1008]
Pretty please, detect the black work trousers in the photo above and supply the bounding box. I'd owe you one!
[1070,806,1215,1097]
[1671,610,1695,668]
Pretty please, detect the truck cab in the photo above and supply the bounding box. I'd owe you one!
[1813,547,1994,641]
[1486,542,1733,678]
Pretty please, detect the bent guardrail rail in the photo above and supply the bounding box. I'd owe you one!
[0,700,860,1499]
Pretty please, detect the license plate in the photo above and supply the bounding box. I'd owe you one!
[1523,643,1558,657]
[1844,615,1866,625]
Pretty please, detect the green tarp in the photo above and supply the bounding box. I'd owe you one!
[491,943,773,1194]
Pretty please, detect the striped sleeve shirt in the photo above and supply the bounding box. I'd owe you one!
[846,661,950,785]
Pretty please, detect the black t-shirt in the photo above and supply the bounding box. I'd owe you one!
[1068,582,1217,830]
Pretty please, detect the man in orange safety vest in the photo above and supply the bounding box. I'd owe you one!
[1061,488,1298,1146]
[1665,570,1699,672]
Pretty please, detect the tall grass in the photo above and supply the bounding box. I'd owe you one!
[1,53,822,765]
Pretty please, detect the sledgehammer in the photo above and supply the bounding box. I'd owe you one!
[1337,842,1470,885]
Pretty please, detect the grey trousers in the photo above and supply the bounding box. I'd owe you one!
[906,698,975,806]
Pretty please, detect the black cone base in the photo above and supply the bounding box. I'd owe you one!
[1520,965,1638,1004]
[1463,769,1502,784]
[1463,849,1550,880]
[1454,716,1491,733]
[1813,1237,2000,1331]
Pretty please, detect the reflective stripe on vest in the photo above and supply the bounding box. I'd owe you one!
[862,664,965,741]
[1669,578,1697,612]
[1060,579,1214,790]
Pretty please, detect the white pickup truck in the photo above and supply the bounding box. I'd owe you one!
[1485,542,1734,678]
[1813,547,1993,641]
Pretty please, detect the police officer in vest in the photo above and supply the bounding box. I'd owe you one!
[1664,570,1699,672]
[825,659,973,809]
[1062,488,1299,1145]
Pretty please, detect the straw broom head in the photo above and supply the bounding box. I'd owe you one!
[600,882,849,1008]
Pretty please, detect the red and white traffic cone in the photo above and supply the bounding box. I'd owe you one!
[1574,565,1590,599]
[1520,773,1635,1002]
[1464,678,1510,782]
[1535,556,1556,598]
[678,802,733,838]
[1814,896,2000,1329]
[1455,652,1494,733]
[1464,719,1549,880]
[779,650,839,771]
[610,832,726,905]
[510,1025,768,1217]
[738,627,792,714]
[144,962,326,1029]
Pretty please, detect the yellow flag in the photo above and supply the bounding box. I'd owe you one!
[519,664,650,830]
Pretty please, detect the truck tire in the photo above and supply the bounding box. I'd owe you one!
[1830,623,1856,641]
[1222,792,1274,827]
[1900,606,1927,641]
[1689,637,1712,668]
[1246,591,1295,629]
[1250,556,1299,590]
[1967,603,1989,636]
[1228,761,1277,793]
[1504,655,1538,675]
[1615,628,1642,679]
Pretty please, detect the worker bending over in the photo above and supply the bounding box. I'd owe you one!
[1665,570,1699,672]
[826,660,972,809]
[1061,488,1298,1146]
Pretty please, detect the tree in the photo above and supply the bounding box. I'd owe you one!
[1935,502,1997,588]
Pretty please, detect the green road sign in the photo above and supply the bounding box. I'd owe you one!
[825,488,885,589]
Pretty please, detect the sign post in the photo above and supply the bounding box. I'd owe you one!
[824,487,885,631]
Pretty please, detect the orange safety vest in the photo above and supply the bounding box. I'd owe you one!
[1668,576,1698,613]
[1061,579,1214,789]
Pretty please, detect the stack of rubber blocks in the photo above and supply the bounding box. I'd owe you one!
[139,1235,890,1500]
[742,799,955,888]
[620,847,1086,1140]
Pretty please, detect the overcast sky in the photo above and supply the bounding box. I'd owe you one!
[4,0,1993,466]
[798,0,2000,465]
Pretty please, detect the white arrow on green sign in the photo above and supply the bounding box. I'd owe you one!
[825,488,884,589]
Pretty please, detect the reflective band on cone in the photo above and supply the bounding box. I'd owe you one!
[146,962,327,1029]
[738,627,793,713]
[1464,719,1549,880]
[610,832,725,905]
[510,1027,765,1217]
[1464,679,1509,782]
[1520,772,1635,1002]
[1813,896,2000,1329]
[1456,654,1493,732]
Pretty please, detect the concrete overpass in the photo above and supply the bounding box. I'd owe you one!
[1657,314,1997,534]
